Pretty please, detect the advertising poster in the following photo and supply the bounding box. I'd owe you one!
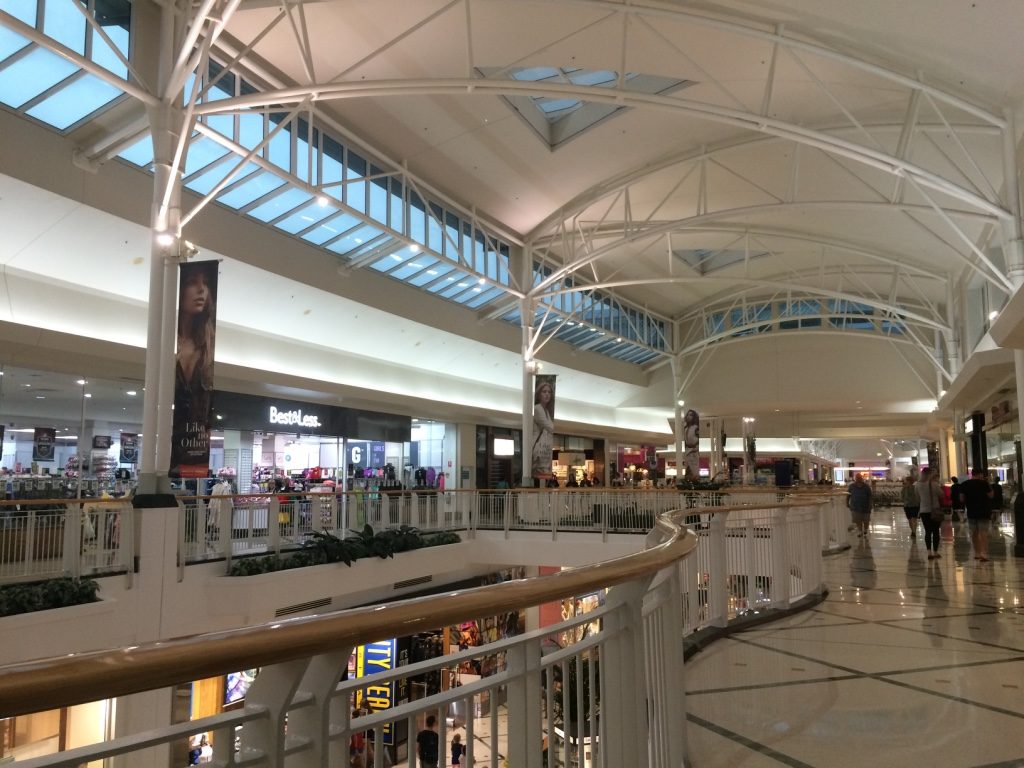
[33,427,56,462]
[92,435,112,450]
[531,374,556,480]
[120,433,139,464]
[355,639,397,745]
[170,260,219,478]
[683,409,700,479]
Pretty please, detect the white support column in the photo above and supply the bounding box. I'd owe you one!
[521,297,535,488]
[139,0,186,494]
[938,427,950,481]
[1000,109,1024,450]
[671,355,684,484]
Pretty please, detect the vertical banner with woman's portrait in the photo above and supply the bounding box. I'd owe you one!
[531,374,557,481]
[171,260,218,479]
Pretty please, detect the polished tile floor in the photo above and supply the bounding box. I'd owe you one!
[685,509,1024,768]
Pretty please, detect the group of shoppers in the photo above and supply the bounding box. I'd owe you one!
[898,470,1000,561]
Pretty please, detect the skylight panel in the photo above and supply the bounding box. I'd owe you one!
[0,47,77,108]
[216,171,284,209]
[0,27,30,62]
[274,201,338,235]
[25,71,122,128]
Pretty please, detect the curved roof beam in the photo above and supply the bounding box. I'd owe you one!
[527,201,1005,296]
[528,123,1003,239]
[193,81,1010,225]
[537,276,948,333]
[674,327,951,392]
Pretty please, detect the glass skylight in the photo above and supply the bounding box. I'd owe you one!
[0,0,130,130]
[482,66,692,148]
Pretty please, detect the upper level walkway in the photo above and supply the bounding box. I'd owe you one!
[686,508,1024,767]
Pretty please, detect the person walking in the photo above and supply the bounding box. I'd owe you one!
[416,714,439,768]
[846,474,873,537]
[960,469,993,562]
[949,476,964,521]
[900,475,920,539]
[450,733,466,767]
[916,468,942,559]
[991,476,1004,524]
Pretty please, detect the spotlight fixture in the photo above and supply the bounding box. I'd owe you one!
[316,195,329,207]
[155,231,175,247]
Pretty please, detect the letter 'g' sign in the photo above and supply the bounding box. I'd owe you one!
[350,446,362,464]
[268,405,321,429]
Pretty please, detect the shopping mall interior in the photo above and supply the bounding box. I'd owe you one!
[1,0,1024,765]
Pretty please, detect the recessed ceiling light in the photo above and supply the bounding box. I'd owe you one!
[409,244,420,253]
[126,390,137,396]
[316,195,329,207]
[23,383,30,388]
[76,379,86,385]
[84,393,92,399]
[35,395,45,400]
[155,232,175,247]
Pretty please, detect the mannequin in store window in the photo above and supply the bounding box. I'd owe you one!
[171,262,217,474]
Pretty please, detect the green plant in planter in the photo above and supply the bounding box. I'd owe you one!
[228,526,460,576]
[0,577,100,617]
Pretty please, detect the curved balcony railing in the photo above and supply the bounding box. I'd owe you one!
[0,489,850,585]
[1,506,699,767]
[0,497,835,767]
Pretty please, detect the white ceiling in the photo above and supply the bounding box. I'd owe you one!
[6,0,1024,450]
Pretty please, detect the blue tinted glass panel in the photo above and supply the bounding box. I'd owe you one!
[25,71,122,128]
[301,211,362,245]
[44,0,85,54]
[247,187,312,222]
[408,261,454,287]
[90,24,127,78]
[0,47,77,108]
[369,251,407,274]
[512,66,559,81]
[185,160,257,196]
[429,271,471,295]
[409,196,426,245]
[390,254,437,281]
[117,134,153,166]
[322,152,342,195]
[800,318,821,328]
[205,113,233,139]
[183,136,229,176]
[0,27,30,61]
[326,224,383,256]
[217,171,284,209]
[266,126,290,172]
[295,135,311,182]
[346,176,366,214]
[0,0,36,26]
[238,113,263,150]
[368,178,388,226]
[275,202,337,235]
[466,286,504,308]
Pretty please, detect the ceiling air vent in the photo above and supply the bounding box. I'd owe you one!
[394,575,432,590]
[275,597,331,617]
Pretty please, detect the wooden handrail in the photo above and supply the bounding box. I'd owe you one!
[0,508,698,717]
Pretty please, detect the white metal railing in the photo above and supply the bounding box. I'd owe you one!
[0,489,846,587]
[0,499,134,584]
[0,489,834,586]
[0,506,701,768]
[0,499,833,768]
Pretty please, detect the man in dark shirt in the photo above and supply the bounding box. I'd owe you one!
[959,469,993,562]
[416,714,439,768]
